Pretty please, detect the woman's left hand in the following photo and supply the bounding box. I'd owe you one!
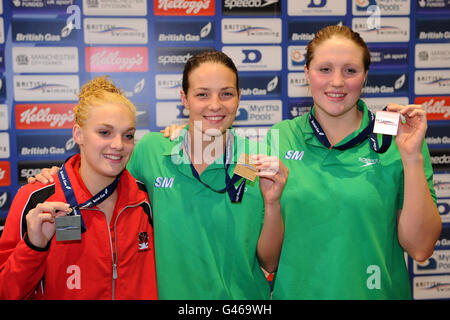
[252,155,289,205]
[386,103,427,159]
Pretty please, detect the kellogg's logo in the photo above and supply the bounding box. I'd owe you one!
[85,47,148,72]
[415,96,450,120]
[0,161,11,187]
[154,0,215,16]
[15,104,76,129]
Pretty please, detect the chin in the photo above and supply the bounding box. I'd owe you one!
[105,162,128,176]
[204,128,225,137]
[105,169,125,178]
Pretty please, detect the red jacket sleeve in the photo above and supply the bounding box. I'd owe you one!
[0,186,49,300]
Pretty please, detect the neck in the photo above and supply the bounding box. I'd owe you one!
[186,126,228,175]
[78,162,116,197]
[314,106,363,146]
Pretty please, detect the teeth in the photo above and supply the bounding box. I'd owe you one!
[327,93,345,97]
[105,155,121,160]
[205,116,223,120]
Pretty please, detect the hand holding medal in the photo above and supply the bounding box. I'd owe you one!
[233,153,289,204]
[25,202,72,249]
[244,154,289,205]
[385,104,428,159]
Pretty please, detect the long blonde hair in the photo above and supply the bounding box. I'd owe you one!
[74,76,136,127]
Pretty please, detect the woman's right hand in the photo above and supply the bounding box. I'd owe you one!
[160,124,187,140]
[26,202,72,248]
[27,166,60,184]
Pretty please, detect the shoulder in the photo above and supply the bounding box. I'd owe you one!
[8,183,57,238]
[117,170,153,221]
[135,132,166,149]
[134,131,179,155]
[119,169,151,203]
[120,169,147,190]
[232,129,267,158]
[267,117,307,147]
[135,179,148,193]
[15,182,57,204]
[271,116,305,132]
[131,132,170,166]
[234,130,255,147]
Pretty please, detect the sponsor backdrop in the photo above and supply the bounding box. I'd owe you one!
[0,0,448,299]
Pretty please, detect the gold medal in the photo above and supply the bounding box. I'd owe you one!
[233,153,257,182]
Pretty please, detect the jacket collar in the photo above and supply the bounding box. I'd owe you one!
[59,154,147,209]
[300,99,370,148]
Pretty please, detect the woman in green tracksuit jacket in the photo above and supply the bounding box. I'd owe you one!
[269,25,441,300]
[127,50,288,300]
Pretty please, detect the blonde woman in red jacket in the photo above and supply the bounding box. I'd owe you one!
[0,77,158,300]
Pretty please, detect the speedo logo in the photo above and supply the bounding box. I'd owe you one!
[284,150,304,161]
[359,157,380,167]
[158,53,192,66]
[224,0,279,9]
[154,177,174,188]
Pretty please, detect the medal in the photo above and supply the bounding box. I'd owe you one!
[373,110,400,136]
[56,155,122,241]
[55,215,81,241]
[234,153,257,182]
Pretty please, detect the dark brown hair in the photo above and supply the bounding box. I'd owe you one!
[182,50,239,94]
[305,25,371,71]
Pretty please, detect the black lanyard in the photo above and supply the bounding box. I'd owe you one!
[58,155,122,232]
[183,132,246,203]
[308,107,392,153]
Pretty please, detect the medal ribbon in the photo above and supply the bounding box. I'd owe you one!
[58,155,122,232]
[308,107,392,153]
[183,131,246,203]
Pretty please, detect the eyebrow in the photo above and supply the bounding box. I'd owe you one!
[97,123,136,131]
[192,86,237,91]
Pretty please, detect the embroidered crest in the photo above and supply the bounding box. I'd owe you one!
[138,232,149,251]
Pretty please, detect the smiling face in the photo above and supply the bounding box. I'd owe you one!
[74,102,136,183]
[181,61,240,137]
[304,36,368,120]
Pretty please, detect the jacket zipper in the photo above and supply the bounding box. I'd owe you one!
[92,201,149,299]
[110,203,145,299]
[81,207,117,299]
[106,217,116,300]
[91,207,119,300]
[112,264,118,279]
